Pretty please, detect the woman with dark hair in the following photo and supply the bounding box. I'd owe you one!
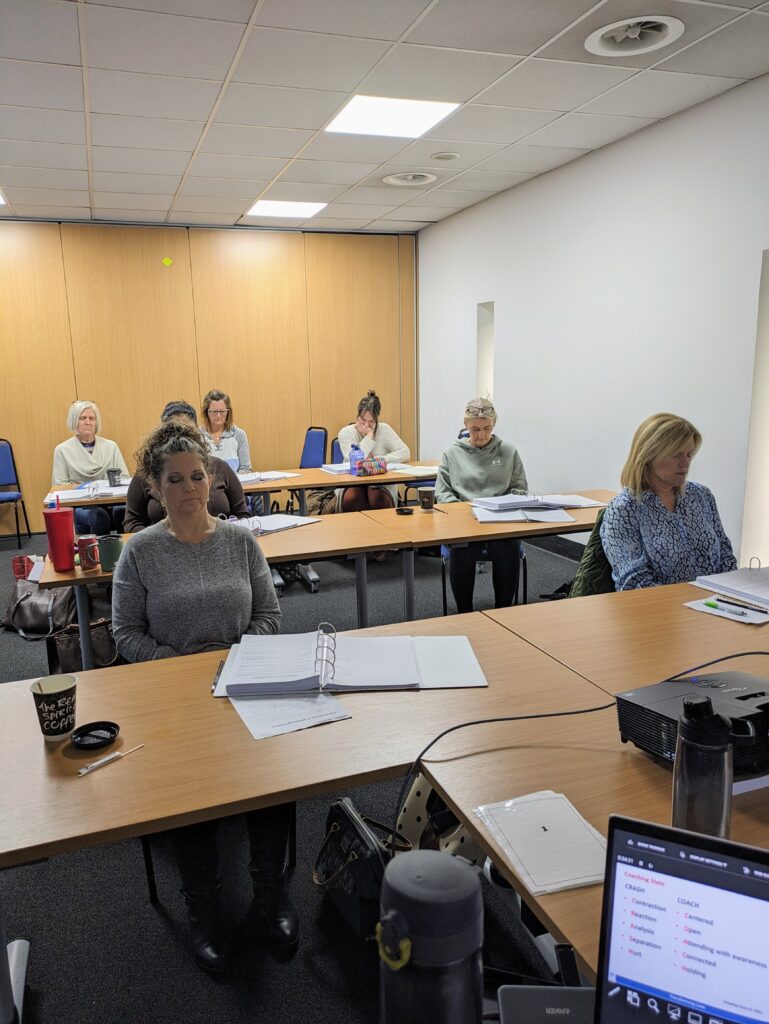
[112,420,295,973]
[336,389,410,512]
[124,400,249,531]
[200,389,252,472]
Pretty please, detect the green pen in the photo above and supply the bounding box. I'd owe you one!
[704,599,747,617]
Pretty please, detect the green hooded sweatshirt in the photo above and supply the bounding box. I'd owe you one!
[435,435,527,503]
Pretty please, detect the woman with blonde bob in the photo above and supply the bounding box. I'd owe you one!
[600,412,736,591]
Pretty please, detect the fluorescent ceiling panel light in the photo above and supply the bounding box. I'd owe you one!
[246,200,326,218]
[0,194,5,205]
[325,95,459,139]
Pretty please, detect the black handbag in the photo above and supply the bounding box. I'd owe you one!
[312,797,411,939]
[46,618,122,673]
[3,579,76,640]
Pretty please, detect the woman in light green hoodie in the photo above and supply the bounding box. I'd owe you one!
[435,398,527,613]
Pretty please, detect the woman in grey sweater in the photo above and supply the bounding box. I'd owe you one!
[112,420,296,974]
[435,398,527,613]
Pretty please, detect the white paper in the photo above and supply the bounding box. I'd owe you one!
[233,633,319,688]
[321,462,351,474]
[230,514,322,535]
[44,489,86,502]
[93,482,129,497]
[474,791,606,895]
[413,636,487,689]
[541,494,606,509]
[522,509,576,523]
[229,692,349,740]
[388,464,439,477]
[685,597,769,625]
[473,493,604,512]
[692,567,769,609]
[330,636,421,690]
[471,506,574,524]
[260,471,300,481]
[237,472,261,483]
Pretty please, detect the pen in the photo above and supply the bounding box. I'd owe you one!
[704,599,748,617]
[78,744,144,776]
[211,659,225,694]
[708,595,768,615]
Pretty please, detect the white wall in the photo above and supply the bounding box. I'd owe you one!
[418,74,769,550]
[740,251,769,564]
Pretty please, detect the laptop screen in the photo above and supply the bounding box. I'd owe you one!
[595,817,769,1024]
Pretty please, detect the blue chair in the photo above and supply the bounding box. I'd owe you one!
[300,426,327,468]
[440,545,527,615]
[0,439,31,549]
[330,436,343,464]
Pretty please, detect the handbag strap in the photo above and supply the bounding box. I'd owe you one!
[12,590,57,641]
[311,822,360,888]
[360,815,412,855]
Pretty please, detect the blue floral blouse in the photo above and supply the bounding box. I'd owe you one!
[600,482,737,591]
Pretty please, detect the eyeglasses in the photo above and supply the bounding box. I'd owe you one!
[208,409,228,416]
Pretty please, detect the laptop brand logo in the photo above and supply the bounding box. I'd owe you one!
[545,1009,570,1015]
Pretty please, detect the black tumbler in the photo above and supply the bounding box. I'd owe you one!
[378,850,483,1024]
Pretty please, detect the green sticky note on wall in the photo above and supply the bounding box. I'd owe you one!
[162,257,173,266]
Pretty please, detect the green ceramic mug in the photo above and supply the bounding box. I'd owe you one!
[98,534,124,573]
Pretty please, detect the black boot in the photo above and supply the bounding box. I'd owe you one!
[248,865,300,953]
[181,883,229,974]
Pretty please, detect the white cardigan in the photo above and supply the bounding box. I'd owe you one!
[335,421,410,509]
[52,436,129,485]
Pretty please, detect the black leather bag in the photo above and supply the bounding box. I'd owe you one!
[312,797,411,939]
[46,618,121,673]
[3,580,76,640]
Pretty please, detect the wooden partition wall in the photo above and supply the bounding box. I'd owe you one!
[0,223,416,535]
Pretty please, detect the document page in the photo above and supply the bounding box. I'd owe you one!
[230,632,318,691]
[229,692,350,741]
[330,636,421,690]
[523,509,576,523]
[542,494,606,508]
[413,636,488,689]
[472,506,527,523]
[693,567,769,608]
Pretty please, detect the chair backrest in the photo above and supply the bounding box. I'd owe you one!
[0,439,19,488]
[568,508,615,598]
[300,426,327,468]
[457,428,469,439]
[330,437,343,464]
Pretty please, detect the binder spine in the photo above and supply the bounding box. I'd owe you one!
[315,622,337,690]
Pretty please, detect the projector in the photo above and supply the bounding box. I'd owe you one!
[616,671,769,774]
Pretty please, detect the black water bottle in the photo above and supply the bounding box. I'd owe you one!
[378,850,483,1024]
[672,694,733,838]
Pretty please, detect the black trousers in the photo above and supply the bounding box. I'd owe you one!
[169,802,294,893]
[448,539,522,614]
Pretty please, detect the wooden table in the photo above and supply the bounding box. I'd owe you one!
[362,490,613,619]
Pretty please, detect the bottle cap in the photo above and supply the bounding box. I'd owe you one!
[679,694,732,745]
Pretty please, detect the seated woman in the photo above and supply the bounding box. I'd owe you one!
[112,420,295,973]
[52,399,128,535]
[435,398,527,614]
[337,390,410,512]
[124,400,249,532]
[200,389,252,472]
[601,412,736,591]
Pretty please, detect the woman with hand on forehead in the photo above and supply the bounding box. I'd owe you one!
[336,389,410,512]
[435,398,528,613]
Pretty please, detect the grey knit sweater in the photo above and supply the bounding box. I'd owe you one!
[112,521,280,662]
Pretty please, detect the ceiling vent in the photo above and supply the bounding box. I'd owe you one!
[382,171,437,187]
[584,15,684,57]
[430,151,460,161]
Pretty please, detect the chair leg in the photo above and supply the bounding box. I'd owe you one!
[13,502,20,549]
[287,802,297,872]
[141,835,159,905]
[20,500,31,539]
[441,556,448,616]
[521,554,528,605]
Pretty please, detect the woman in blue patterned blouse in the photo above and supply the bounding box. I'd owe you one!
[600,413,737,591]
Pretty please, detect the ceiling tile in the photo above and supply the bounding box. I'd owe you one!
[335,185,420,205]
[386,137,505,168]
[167,211,241,224]
[93,208,168,222]
[93,192,172,210]
[92,171,182,194]
[301,217,373,229]
[0,166,88,190]
[408,189,495,207]
[234,28,388,90]
[0,60,83,111]
[381,205,458,220]
[85,5,244,79]
[279,159,379,185]
[0,140,86,169]
[539,1,740,69]
[425,104,559,144]
[524,111,656,148]
[659,14,769,79]
[364,219,429,231]
[262,181,347,202]
[93,1,256,22]
[360,44,521,102]
[361,164,461,187]
[439,168,533,190]
[716,0,766,6]
[256,0,432,40]
[202,123,313,158]
[582,70,743,118]
[172,195,250,213]
[216,84,346,129]
[481,143,588,172]
[478,58,635,110]
[299,133,410,163]
[181,176,268,198]
[0,106,85,145]
[89,69,220,120]
[91,113,204,150]
[0,0,81,65]
[92,146,192,174]
[320,203,398,219]
[407,0,599,55]
[7,206,91,219]
[3,187,90,206]
[190,153,288,179]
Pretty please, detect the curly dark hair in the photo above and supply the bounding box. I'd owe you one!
[135,420,212,486]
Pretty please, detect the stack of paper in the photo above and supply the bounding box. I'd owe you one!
[231,514,321,535]
[473,493,605,512]
[472,506,575,524]
[389,464,440,477]
[693,567,769,609]
[44,489,86,503]
[321,462,351,474]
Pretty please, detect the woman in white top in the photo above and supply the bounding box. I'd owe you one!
[52,400,128,534]
[337,390,410,511]
[200,389,251,472]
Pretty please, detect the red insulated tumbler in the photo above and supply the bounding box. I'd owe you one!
[44,506,75,572]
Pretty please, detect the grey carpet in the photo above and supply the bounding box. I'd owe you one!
[0,527,580,1024]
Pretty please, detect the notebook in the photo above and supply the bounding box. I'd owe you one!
[473,493,606,512]
[472,506,576,524]
[692,567,769,610]
[230,514,321,535]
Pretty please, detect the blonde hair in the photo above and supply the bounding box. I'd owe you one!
[67,400,102,434]
[621,413,702,497]
[464,397,496,423]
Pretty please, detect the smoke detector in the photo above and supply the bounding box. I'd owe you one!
[430,151,460,161]
[584,15,684,57]
[382,171,437,187]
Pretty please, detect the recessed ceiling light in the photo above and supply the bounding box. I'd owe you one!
[382,172,437,187]
[246,200,326,218]
[431,151,460,161]
[585,16,685,57]
[0,193,5,206]
[325,95,459,139]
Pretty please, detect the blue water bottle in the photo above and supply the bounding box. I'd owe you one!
[350,443,363,476]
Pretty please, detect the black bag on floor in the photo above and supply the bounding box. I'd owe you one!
[3,580,76,639]
[312,797,411,939]
[46,618,122,673]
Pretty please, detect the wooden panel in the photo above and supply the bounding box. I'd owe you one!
[0,223,76,533]
[399,234,417,455]
[60,225,199,471]
[189,230,310,470]
[305,233,402,443]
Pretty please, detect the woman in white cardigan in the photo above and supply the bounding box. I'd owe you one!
[52,399,128,534]
[337,390,410,512]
